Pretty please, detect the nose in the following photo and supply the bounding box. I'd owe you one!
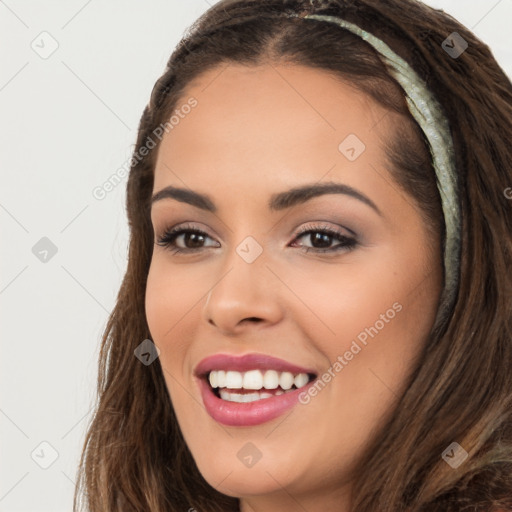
[202,248,285,336]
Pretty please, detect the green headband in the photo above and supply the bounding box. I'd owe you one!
[288,12,461,332]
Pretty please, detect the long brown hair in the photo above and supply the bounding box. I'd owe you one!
[73,1,512,510]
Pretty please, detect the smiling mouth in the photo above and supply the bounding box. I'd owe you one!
[206,369,317,403]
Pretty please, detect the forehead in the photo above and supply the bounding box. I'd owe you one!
[154,63,394,196]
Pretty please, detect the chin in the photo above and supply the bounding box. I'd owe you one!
[196,456,295,497]
[213,472,289,498]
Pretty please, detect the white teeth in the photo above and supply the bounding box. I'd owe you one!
[217,370,226,388]
[208,369,312,392]
[225,370,243,389]
[241,392,261,403]
[294,373,309,388]
[219,390,263,403]
[219,389,287,403]
[263,370,279,389]
[279,371,294,390]
[243,369,263,390]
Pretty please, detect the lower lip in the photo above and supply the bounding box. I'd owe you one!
[197,377,316,427]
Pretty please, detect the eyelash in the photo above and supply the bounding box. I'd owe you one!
[155,222,358,255]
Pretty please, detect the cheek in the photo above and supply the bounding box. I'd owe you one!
[144,260,197,365]
[281,256,438,453]
[283,253,407,344]
[145,258,199,333]
[145,263,199,423]
[283,245,439,389]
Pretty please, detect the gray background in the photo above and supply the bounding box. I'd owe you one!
[1,1,510,510]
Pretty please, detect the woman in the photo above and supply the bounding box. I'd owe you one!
[74,0,512,510]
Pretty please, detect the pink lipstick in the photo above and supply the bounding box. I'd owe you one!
[194,353,318,427]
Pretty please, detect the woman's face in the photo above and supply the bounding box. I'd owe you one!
[145,63,443,511]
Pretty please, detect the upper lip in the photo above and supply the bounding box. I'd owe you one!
[194,353,318,377]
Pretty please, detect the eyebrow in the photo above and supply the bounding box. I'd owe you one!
[150,181,382,217]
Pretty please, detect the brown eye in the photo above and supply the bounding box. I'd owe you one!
[291,225,358,254]
[156,225,219,253]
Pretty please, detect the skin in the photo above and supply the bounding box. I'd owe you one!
[145,63,443,512]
